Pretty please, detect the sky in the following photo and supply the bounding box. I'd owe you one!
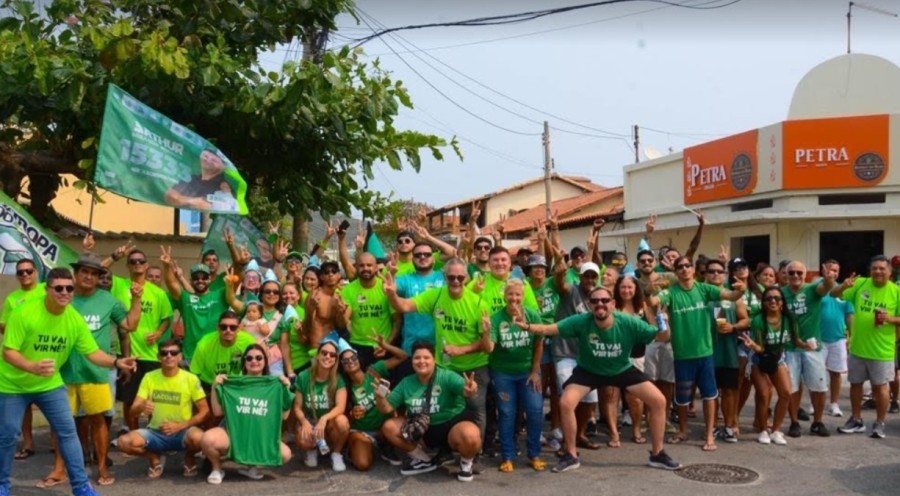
[263,0,900,210]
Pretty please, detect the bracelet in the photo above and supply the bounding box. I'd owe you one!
[111,252,121,262]
[112,357,120,369]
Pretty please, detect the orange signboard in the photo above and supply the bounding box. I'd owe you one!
[683,130,758,205]
[783,114,889,190]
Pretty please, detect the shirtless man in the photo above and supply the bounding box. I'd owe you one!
[303,260,344,348]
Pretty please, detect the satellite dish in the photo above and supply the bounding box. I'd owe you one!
[642,146,663,160]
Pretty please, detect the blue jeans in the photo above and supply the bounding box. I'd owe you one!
[0,387,89,493]
[490,370,543,461]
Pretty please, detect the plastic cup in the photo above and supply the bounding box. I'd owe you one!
[875,309,887,326]
[806,338,818,350]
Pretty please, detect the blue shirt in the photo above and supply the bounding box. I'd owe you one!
[396,271,446,353]
[819,294,853,344]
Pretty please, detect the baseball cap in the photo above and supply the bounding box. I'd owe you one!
[580,262,601,275]
[526,255,547,268]
[190,263,210,275]
[570,246,586,257]
[728,257,748,271]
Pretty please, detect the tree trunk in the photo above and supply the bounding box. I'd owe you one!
[292,212,309,255]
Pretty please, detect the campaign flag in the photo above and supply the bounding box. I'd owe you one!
[0,192,79,279]
[95,84,249,214]
[201,215,275,270]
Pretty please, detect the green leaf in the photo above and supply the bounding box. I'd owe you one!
[80,137,95,150]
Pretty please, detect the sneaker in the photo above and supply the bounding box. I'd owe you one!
[379,446,403,466]
[722,427,738,443]
[890,401,900,414]
[331,453,346,472]
[757,430,771,445]
[787,421,802,438]
[401,457,437,476]
[862,398,877,410]
[72,483,100,496]
[622,415,633,427]
[870,421,886,439]
[551,427,563,441]
[552,453,580,473]
[712,426,722,439]
[238,466,264,480]
[548,438,562,451]
[838,417,866,434]
[207,469,225,484]
[648,449,682,470]
[585,420,598,437]
[304,450,318,468]
[826,403,843,417]
[771,431,787,446]
[458,459,474,482]
[797,408,810,421]
[0,485,8,496]
[810,422,831,437]
[471,454,485,475]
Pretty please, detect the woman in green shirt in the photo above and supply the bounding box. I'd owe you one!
[484,279,546,473]
[293,340,349,472]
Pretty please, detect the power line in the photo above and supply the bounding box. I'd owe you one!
[351,0,744,45]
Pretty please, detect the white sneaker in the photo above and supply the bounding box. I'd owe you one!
[827,403,843,417]
[771,431,787,446]
[304,450,318,468]
[757,430,771,445]
[331,453,346,472]
[551,428,563,441]
[238,467,263,480]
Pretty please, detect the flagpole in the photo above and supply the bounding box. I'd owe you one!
[87,183,96,233]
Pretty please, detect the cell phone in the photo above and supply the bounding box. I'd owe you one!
[377,378,391,397]
[339,219,351,232]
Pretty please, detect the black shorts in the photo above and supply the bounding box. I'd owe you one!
[116,360,160,404]
[715,367,739,390]
[423,411,475,450]
[563,366,648,391]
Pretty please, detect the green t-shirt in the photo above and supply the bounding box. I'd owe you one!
[294,370,345,419]
[658,282,722,360]
[189,331,258,384]
[281,304,310,372]
[217,375,293,467]
[468,273,539,314]
[347,360,390,432]
[341,278,394,347]
[61,291,127,384]
[209,272,226,292]
[111,277,173,361]
[412,287,489,372]
[531,278,561,324]
[750,314,796,352]
[489,307,541,374]
[137,368,206,430]
[557,311,657,376]
[0,299,99,394]
[176,288,229,361]
[710,299,739,369]
[0,283,46,325]
[781,283,824,350]
[387,367,466,425]
[843,278,900,361]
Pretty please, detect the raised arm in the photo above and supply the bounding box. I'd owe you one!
[684,210,705,261]
[337,228,357,281]
[160,245,183,300]
[411,221,457,259]
[587,219,604,266]
[380,271,419,314]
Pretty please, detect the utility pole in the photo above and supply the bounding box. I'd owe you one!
[633,124,640,164]
[542,121,552,220]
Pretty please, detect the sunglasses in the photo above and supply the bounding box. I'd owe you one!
[159,349,180,357]
[589,297,613,305]
[474,245,491,251]
[341,355,359,365]
[286,258,302,264]
[51,285,75,294]
[413,252,433,259]
[321,268,340,275]
[706,269,726,275]
[446,274,466,282]
[788,271,804,276]
[675,263,693,270]
[319,350,337,358]
[128,259,147,265]
[15,268,34,277]
[764,296,783,302]
[244,354,265,362]
[191,274,210,281]
[261,289,280,295]
[397,238,414,245]
[638,258,654,264]
[218,324,239,331]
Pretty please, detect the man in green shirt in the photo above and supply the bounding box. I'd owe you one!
[469,246,539,314]
[520,286,679,472]
[0,268,137,496]
[337,252,399,370]
[190,311,257,416]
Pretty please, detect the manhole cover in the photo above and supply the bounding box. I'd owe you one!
[674,463,759,484]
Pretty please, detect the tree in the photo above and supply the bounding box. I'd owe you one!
[0,0,460,246]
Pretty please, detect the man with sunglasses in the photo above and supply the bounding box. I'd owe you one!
[190,311,256,422]
[660,255,744,452]
[396,224,457,278]
[111,249,174,434]
[304,260,344,353]
[1,268,138,496]
[516,286,680,472]
[780,261,836,439]
[40,254,143,488]
[160,247,230,363]
[0,259,46,461]
[394,242,446,377]
[467,236,493,279]
[637,249,677,429]
[117,339,208,480]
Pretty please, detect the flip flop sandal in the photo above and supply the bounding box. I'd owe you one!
[668,434,688,444]
[35,476,67,489]
[97,473,116,486]
[183,464,199,477]
[632,435,647,444]
[576,438,601,450]
[14,448,35,460]
[702,443,718,452]
[147,464,164,479]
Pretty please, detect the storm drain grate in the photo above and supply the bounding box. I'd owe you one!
[674,463,759,484]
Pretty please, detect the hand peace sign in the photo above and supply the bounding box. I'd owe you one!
[462,372,478,396]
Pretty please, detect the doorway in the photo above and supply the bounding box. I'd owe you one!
[820,231,883,278]
[731,235,770,271]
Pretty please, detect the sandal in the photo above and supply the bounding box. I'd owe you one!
[147,464,164,479]
[702,442,718,452]
[207,469,225,485]
[632,435,647,445]
[498,460,514,473]
[530,458,547,471]
[97,472,116,486]
[183,464,199,477]
[35,476,67,489]
[14,448,35,460]
[576,437,601,450]
[668,434,688,444]
[607,438,621,448]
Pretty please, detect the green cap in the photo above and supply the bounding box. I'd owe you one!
[190,263,210,275]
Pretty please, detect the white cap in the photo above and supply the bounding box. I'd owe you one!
[580,262,601,275]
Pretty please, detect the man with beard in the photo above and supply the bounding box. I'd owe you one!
[160,247,230,364]
[397,222,457,277]
[470,247,539,314]
[338,253,399,371]
[467,236,493,279]
[395,242,446,377]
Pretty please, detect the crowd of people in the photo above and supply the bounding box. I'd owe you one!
[0,208,898,496]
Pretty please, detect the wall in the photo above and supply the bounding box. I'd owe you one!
[484,180,587,225]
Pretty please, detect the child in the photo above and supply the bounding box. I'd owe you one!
[240,302,271,344]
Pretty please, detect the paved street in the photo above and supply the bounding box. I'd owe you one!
[7,392,900,496]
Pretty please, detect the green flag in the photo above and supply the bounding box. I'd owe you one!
[0,192,79,279]
[364,221,387,262]
[95,84,249,214]
[201,215,276,270]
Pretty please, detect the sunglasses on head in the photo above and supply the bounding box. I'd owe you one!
[159,349,180,357]
[341,355,359,365]
[128,258,147,265]
[244,354,265,362]
[51,285,75,294]
[446,274,466,282]
[675,263,693,270]
[589,297,613,305]
[218,324,239,331]
[15,268,34,277]
[413,252,433,259]
[319,350,337,358]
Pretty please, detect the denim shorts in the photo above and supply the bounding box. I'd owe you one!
[674,356,718,406]
[785,350,828,393]
[137,428,190,453]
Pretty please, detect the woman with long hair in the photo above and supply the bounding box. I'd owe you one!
[294,340,349,471]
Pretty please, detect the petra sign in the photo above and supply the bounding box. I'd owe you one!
[783,115,889,189]
[683,130,758,205]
